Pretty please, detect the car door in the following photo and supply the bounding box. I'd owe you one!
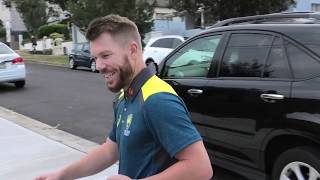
[202,32,292,168]
[285,38,320,137]
[160,33,225,139]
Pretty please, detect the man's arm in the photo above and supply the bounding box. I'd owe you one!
[144,140,213,180]
[35,138,119,180]
[107,141,212,180]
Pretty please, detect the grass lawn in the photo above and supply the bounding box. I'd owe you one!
[16,50,69,66]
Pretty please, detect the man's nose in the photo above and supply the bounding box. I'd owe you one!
[96,58,104,72]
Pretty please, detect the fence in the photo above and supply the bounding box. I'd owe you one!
[20,38,73,55]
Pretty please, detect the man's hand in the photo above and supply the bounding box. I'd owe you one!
[107,174,132,180]
[34,171,62,180]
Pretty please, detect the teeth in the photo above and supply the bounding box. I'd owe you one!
[106,72,115,79]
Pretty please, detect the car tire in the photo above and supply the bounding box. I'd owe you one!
[90,60,98,73]
[69,58,76,69]
[272,146,320,180]
[14,80,25,88]
[146,59,158,73]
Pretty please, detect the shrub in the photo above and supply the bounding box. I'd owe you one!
[0,27,5,38]
[49,32,64,40]
[38,24,70,40]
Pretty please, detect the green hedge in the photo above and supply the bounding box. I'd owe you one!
[38,24,70,40]
[0,28,5,38]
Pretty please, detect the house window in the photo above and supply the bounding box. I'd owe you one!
[311,3,320,11]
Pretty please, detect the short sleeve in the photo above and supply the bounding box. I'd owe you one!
[109,100,119,143]
[143,93,202,157]
[108,119,117,143]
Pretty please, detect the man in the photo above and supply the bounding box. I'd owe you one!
[35,15,213,180]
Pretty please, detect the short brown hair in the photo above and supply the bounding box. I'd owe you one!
[86,14,141,48]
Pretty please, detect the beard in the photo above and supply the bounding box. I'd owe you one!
[107,55,134,93]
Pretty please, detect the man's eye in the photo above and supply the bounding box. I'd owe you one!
[102,54,110,59]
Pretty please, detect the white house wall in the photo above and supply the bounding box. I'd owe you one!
[291,0,320,11]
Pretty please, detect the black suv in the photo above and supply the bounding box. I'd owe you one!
[69,43,98,72]
[158,12,320,180]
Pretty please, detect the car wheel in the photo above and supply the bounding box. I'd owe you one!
[14,80,25,88]
[90,60,98,73]
[69,58,76,69]
[146,59,158,73]
[272,147,320,180]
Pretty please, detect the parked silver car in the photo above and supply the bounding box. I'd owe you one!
[0,43,26,88]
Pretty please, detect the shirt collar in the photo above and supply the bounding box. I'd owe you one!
[124,66,155,101]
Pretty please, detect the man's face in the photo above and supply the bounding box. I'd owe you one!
[90,33,134,93]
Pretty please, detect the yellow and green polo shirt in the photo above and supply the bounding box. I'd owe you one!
[109,67,202,179]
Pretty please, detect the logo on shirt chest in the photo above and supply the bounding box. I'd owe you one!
[124,114,133,136]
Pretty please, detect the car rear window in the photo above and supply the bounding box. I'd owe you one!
[0,43,14,54]
[220,33,273,78]
[75,44,83,50]
[286,28,320,57]
[285,40,320,79]
[151,38,174,48]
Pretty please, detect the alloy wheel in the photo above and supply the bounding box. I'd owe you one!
[91,60,97,72]
[69,59,75,69]
[280,161,320,180]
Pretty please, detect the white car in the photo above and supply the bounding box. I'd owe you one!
[143,35,184,70]
[0,43,26,88]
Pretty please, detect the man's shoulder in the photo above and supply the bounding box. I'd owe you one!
[141,75,177,102]
[143,92,183,113]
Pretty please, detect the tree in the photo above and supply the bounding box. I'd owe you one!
[3,0,48,35]
[0,20,5,39]
[171,0,296,25]
[38,24,70,40]
[45,0,74,10]
[66,0,154,43]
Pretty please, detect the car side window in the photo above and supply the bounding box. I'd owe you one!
[151,38,174,48]
[263,37,290,79]
[220,33,273,78]
[285,40,320,79]
[163,35,222,78]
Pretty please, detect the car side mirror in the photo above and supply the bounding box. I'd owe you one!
[84,50,90,53]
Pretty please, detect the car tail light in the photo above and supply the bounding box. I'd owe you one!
[12,57,24,64]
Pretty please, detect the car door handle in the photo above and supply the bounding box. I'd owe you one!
[187,89,203,96]
[260,93,284,103]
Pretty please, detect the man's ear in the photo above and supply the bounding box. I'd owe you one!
[128,41,138,57]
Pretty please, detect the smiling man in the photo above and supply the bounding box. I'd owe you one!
[35,14,213,180]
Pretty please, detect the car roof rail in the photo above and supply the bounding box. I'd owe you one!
[210,12,320,28]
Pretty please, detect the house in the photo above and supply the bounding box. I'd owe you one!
[288,0,320,12]
[142,0,199,43]
[0,0,27,50]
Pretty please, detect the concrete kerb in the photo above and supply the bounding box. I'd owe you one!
[25,60,69,68]
[0,106,97,153]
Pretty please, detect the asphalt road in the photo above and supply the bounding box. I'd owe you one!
[0,62,248,180]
